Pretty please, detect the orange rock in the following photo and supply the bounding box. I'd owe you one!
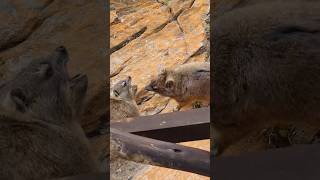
[110,0,209,115]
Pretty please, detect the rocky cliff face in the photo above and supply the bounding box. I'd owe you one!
[0,0,210,178]
[110,0,210,115]
[110,0,210,179]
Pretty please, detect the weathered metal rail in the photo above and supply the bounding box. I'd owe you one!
[111,128,210,176]
[110,107,210,176]
[111,107,210,142]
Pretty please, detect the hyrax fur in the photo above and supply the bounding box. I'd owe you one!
[145,62,210,109]
[110,76,140,121]
[0,47,99,180]
[212,0,320,156]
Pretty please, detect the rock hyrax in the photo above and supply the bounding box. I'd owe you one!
[145,62,210,109]
[0,46,99,180]
[212,0,320,156]
[110,76,140,121]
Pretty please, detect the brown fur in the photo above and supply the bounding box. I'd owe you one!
[0,47,99,180]
[212,0,320,156]
[145,62,210,109]
[110,76,140,121]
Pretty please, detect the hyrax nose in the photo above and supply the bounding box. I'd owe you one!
[54,46,69,64]
[56,46,67,54]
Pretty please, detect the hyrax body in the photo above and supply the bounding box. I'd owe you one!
[145,62,210,108]
[110,76,140,121]
[212,0,320,156]
[0,47,99,180]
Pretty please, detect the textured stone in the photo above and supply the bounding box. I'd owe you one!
[110,0,210,115]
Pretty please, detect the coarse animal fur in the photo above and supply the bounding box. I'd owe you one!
[110,76,140,121]
[212,0,320,156]
[0,46,99,180]
[145,62,210,109]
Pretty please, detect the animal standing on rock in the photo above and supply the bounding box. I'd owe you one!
[0,46,99,180]
[145,62,210,109]
[212,0,320,156]
[110,76,140,121]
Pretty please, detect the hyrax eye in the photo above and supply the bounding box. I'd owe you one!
[37,63,53,79]
[121,81,127,87]
[114,90,119,97]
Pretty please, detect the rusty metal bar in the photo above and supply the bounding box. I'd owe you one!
[111,128,210,177]
[111,107,210,142]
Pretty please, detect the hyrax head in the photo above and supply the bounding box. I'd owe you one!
[144,69,176,97]
[110,76,137,102]
[0,46,88,125]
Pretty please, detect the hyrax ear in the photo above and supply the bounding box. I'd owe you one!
[165,78,174,89]
[10,88,28,113]
[125,76,132,86]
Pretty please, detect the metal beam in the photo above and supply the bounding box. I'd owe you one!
[111,107,210,142]
[111,128,210,177]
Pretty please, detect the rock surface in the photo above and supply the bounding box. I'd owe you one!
[110,0,210,179]
[110,0,210,115]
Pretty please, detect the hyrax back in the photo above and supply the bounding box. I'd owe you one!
[145,62,210,108]
[212,0,320,156]
[110,76,140,121]
[0,47,99,180]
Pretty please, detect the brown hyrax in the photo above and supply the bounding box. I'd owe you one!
[0,46,99,180]
[110,76,140,121]
[145,62,210,109]
[212,0,320,156]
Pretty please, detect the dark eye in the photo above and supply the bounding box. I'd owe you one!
[37,63,53,79]
[114,90,119,97]
[121,81,127,87]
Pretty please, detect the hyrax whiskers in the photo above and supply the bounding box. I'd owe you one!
[145,62,210,109]
[0,46,99,180]
[212,0,320,156]
[110,76,140,121]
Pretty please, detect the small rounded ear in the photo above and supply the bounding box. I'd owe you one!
[165,79,174,89]
[10,88,28,113]
[125,76,132,85]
